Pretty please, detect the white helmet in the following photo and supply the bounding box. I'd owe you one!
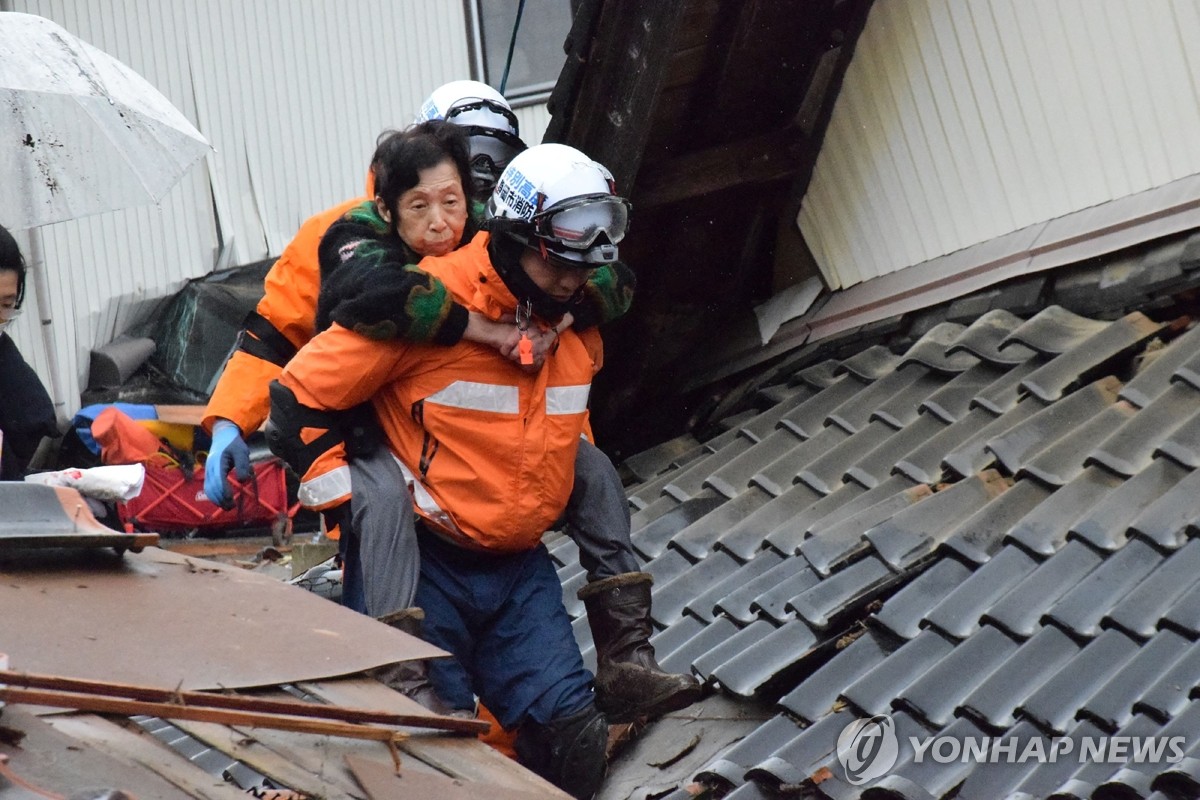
[417,80,525,195]
[487,143,631,267]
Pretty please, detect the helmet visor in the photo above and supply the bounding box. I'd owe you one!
[464,127,526,189]
[444,98,519,135]
[535,194,630,250]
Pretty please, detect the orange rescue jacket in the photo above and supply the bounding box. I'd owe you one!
[202,197,366,434]
[280,233,602,553]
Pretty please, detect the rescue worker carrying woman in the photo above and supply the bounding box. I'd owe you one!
[271,144,644,798]
[212,80,699,723]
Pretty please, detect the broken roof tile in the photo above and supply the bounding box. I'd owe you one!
[923,545,1040,641]
[870,557,973,640]
[982,541,1105,640]
[958,623,1081,733]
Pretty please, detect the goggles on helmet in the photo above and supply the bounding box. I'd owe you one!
[463,127,526,190]
[532,194,631,251]
[443,98,520,135]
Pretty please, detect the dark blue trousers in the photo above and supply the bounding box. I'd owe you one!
[415,528,595,730]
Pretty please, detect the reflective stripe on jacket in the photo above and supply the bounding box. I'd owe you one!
[280,233,602,552]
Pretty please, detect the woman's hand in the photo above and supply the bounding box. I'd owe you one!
[464,311,572,372]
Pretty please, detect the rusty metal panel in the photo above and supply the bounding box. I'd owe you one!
[0,545,446,691]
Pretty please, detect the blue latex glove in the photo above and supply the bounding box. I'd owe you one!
[204,418,251,508]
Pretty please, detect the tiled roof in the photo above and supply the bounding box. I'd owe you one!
[562,284,1200,798]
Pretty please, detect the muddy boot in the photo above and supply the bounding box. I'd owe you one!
[370,607,462,716]
[578,572,702,723]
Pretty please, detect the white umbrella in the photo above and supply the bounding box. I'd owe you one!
[0,12,211,230]
[0,12,213,421]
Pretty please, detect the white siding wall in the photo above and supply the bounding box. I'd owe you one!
[799,0,1200,290]
[3,0,550,416]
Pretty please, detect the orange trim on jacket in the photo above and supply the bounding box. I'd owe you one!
[280,233,603,552]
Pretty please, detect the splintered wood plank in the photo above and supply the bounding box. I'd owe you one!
[31,711,245,800]
[298,677,572,799]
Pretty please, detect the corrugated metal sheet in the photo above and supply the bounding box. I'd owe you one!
[3,0,549,415]
[799,0,1200,291]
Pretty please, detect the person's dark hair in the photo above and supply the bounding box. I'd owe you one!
[371,120,473,224]
[0,224,27,309]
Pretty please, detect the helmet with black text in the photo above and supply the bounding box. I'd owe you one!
[417,80,526,197]
[486,143,631,268]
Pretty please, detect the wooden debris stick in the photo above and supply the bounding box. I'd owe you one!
[0,669,489,735]
[0,687,408,745]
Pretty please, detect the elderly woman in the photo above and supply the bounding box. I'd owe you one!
[0,224,56,480]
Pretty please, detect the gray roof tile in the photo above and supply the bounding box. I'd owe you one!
[947,308,1034,365]
[1019,404,1138,488]
[895,406,999,485]
[924,545,1040,641]
[786,554,903,631]
[778,627,898,722]
[797,419,903,495]
[870,557,973,640]
[694,713,804,789]
[1119,323,1200,408]
[942,478,1056,565]
[663,440,755,502]
[714,557,818,625]
[942,398,1045,480]
[897,321,978,373]
[1000,719,1111,800]
[982,541,1106,640]
[1077,629,1194,732]
[1128,464,1200,551]
[895,623,1021,728]
[1018,312,1164,402]
[872,370,955,428]
[778,377,864,439]
[657,614,740,677]
[632,491,727,561]
[738,385,817,442]
[1068,459,1190,553]
[972,358,1042,415]
[1000,305,1111,357]
[1042,539,1165,642]
[863,717,983,800]
[827,367,931,435]
[920,362,1011,423]
[846,413,948,490]
[622,432,705,482]
[984,378,1122,476]
[1088,385,1200,477]
[1103,539,1200,641]
[765,475,917,558]
[955,720,1064,800]
[866,471,1010,572]
[742,708,855,789]
[670,487,772,561]
[1017,628,1141,735]
[691,619,778,683]
[1132,640,1200,722]
[958,624,1081,733]
[704,428,807,500]
[800,483,933,576]
[649,613,706,659]
[1155,406,1200,469]
[841,629,957,716]
[1156,571,1200,640]
[717,482,824,560]
[681,549,785,624]
[839,345,905,382]
[1172,347,1200,393]
[1005,466,1125,558]
[748,424,849,496]
[710,618,822,697]
[751,559,828,625]
[652,549,745,628]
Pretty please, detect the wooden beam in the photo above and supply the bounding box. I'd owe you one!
[633,126,806,208]
[547,0,689,191]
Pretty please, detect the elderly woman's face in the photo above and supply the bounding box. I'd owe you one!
[390,159,468,257]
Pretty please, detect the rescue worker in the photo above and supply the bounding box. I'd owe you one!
[209,82,699,722]
[272,144,636,798]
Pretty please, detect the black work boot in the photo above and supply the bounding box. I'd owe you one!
[515,704,608,800]
[370,607,463,717]
[578,572,703,723]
